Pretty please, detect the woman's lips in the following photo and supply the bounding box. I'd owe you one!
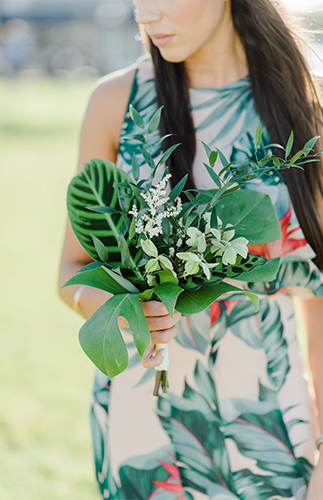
[150,34,174,47]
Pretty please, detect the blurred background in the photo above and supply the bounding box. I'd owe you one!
[0,1,322,499]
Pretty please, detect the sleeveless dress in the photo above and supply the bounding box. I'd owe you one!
[90,56,323,500]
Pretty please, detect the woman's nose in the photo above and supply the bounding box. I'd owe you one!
[135,0,161,25]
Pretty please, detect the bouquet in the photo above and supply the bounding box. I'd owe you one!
[62,105,322,396]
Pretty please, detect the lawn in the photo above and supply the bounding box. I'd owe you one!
[0,77,100,500]
[0,76,310,500]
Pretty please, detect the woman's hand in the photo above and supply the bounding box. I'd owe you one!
[307,453,323,499]
[140,300,181,369]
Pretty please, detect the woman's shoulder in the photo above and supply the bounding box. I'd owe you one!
[87,63,138,119]
[84,55,154,140]
[89,55,153,103]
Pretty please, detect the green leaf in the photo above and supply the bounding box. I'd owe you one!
[140,145,155,169]
[90,234,109,263]
[132,153,140,181]
[75,261,102,273]
[209,150,218,167]
[218,162,234,177]
[157,270,179,285]
[151,133,174,149]
[272,156,280,169]
[102,266,140,293]
[201,141,212,158]
[285,130,294,158]
[87,205,118,214]
[237,257,281,283]
[222,185,241,196]
[204,164,221,188]
[304,136,320,156]
[289,150,305,166]
[147,106,163,134]
[162,217,171,237]
[157,143,181,168]
[176,282,258,315]
[169,174,188,201]
[138,289,154,301]
[67,158,141,267]
[224,410,298,476]
[61,266,129,295]
[215,148,229,168]
[119,234,131,267]
[255,122,262,148]
[119,133,146,143]
[210,186,228,206]
[152,283,184,318]
[79,294,151,377]
[129,105,145,129]
[129,216,136,239]
[263,142,285,151]
[258,301,290,390]
[210,205,218,228]
[216,190,281,244]
[141,239,158,257]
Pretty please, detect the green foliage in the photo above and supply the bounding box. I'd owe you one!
[62,265,129,295]
[67,158,142,267]
[79,294,151,378]
[176,282,259,315]
[238,257,281,282]
[217,190,282,244]
[64,105,322,388]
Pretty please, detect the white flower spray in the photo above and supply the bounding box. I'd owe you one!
[129,174,182,239]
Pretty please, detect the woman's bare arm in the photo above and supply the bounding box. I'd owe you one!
[300,296,323,441]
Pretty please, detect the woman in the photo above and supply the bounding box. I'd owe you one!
[58,0,323,498]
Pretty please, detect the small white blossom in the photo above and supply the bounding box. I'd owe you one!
[169,247,175,258]
[177,252,219,280]
[203,212,222,235]
[176,238,183,248]
[186,227,207,253]
[211,224,249,265]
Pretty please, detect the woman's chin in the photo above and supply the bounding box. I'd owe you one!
[158,48,187,64]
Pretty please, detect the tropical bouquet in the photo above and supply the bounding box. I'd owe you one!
[62,105,322,395]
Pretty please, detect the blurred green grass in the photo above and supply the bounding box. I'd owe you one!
[0,77,310,500]
[0,77,99,500]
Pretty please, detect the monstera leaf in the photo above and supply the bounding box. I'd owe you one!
[67,158,141,267]
[79,293,151,378]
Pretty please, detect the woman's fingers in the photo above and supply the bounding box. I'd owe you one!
[146,311,181,332]
[142,343,167,369]
[141,300,169,317]
[139,302,182,369]
[150,325,178,344]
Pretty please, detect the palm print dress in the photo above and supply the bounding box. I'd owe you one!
[90,56,323,500]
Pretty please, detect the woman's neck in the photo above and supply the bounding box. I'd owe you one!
[184,7,248,89]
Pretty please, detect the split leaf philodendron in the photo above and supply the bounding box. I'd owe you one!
[62,105,323,396]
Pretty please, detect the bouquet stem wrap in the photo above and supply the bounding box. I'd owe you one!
[153,343,170,396]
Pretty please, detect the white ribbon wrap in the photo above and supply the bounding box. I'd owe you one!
[154,343,170,371]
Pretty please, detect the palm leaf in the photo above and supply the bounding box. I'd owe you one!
[67,158,142,267]
[224,410,302,477]
[257,300,290,391]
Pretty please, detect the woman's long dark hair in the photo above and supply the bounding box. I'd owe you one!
[148,0,323,269]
